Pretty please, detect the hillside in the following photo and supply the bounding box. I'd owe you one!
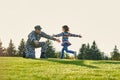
[0,57,120,80]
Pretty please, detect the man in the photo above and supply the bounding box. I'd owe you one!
[25,25,60,59]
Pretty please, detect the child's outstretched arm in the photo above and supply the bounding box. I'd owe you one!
[69,33,82,38]
[53,32,63,37]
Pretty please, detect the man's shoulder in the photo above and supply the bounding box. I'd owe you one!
[40,31,50,37]
[28,31,35,36]
[30,31,35,34]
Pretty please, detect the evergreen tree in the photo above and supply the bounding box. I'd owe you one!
[90,41,102,60]
[45,40,56,58]
[104,55,109,60]
[18,38,26,57]
[84,43,91,59]
[7,39,16,56]
[78,41,103,60]
[111,45,120,60]
[78,44,87,59]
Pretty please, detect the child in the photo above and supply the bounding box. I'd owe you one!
[53,25,82,59]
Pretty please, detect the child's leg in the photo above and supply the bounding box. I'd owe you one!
[60,47,65,59]
[64,45,76,59]
[64,45,75,54]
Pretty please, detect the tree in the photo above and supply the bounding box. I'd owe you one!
[89,41,102,60]
[84,43,91,59]
[78,44,87,59]
[7,39,16,56]
[0,39,3,56]
[111,45,120,60]
[18,38,26,57]
[78,41,103,60]
[104,55,110,60]
[45,40,56,58]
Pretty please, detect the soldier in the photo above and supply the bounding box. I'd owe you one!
[25,25,60,59]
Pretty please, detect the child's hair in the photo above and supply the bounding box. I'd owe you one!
[62,25,69,32]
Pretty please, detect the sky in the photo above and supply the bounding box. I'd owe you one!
[0,0,120,57]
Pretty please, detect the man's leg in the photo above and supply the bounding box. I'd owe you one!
[38,42,48,58]
[25,45,35,59]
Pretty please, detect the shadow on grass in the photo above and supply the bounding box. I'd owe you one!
[93,60,120,64]
[45,59,98,68]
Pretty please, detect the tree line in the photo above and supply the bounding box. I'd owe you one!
[0,39,120,60]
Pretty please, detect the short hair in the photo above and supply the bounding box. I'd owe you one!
[62,25,69,32]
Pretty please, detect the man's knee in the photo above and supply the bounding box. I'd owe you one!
[40,42,48,53]
[25,47,35,58]
[40,42,47,48]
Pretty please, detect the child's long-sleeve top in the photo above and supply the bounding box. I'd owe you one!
[53,32,81,46]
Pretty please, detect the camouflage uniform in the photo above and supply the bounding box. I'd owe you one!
[25,31,56,58]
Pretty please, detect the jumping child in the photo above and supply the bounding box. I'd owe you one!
[53,25,82,59]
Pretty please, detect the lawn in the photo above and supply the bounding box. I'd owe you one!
[0,57,120,80]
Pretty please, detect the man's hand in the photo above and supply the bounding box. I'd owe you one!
[56,39,61,43]
[34,40,39,45]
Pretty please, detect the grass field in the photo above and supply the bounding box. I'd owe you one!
[0,57,120,80]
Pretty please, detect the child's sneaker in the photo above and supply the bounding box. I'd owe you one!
[74,51,77,59]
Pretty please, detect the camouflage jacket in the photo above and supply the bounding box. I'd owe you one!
[27,31,56,46]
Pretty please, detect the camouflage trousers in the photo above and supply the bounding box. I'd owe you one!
[25,42,48,58]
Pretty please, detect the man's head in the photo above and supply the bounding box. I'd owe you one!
[34,25,42,34]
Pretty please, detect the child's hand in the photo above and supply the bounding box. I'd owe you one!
[79,35,82,38]
[56,39,61,43]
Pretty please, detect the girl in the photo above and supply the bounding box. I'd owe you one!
[53,25,82,59]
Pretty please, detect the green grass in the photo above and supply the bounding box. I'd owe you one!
[0,57,120,80]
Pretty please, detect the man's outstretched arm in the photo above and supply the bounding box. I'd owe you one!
[41,32,60,42]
